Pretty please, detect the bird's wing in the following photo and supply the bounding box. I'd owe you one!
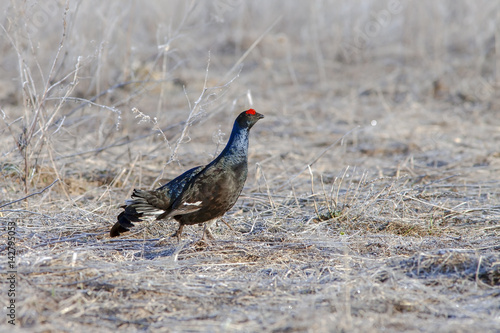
[154,164,219,219]
[123,166,205,217]
[155,200,204,220]
[156,166,204,198]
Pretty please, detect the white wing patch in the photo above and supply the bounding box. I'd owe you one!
[183,201,202,206]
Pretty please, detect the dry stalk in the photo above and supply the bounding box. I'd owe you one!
[0,179,59,209]
[256,162,276,213]
[223,15,283,81]
[168,52,213,165]
[307,165,321,220]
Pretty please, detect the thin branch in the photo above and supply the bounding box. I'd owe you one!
[0,179,59,209]
[167,51,212,164]
[224,15,283,80]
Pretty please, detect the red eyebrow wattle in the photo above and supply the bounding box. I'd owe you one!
[246,109,256,115]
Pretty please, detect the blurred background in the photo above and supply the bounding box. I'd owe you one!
[1,0,499,195]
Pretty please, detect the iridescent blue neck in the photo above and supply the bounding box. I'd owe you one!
[213,121,249,166]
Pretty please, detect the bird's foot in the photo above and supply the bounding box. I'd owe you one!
[202,226,215,241]
[171,224,184,243]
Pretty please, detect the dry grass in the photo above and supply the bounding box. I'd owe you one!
[1,1,500,332]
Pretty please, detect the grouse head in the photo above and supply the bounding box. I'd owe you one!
[235,109,264,130]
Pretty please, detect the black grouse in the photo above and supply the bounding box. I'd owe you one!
[110,109,264,240]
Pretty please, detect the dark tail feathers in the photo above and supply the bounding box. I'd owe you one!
[110,204,144,237]
[110,189,161,237]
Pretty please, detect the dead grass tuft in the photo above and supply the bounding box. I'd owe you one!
[400,250,500,286]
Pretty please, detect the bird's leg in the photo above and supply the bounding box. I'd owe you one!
[171,224,184,242]
[201,221,215,241]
